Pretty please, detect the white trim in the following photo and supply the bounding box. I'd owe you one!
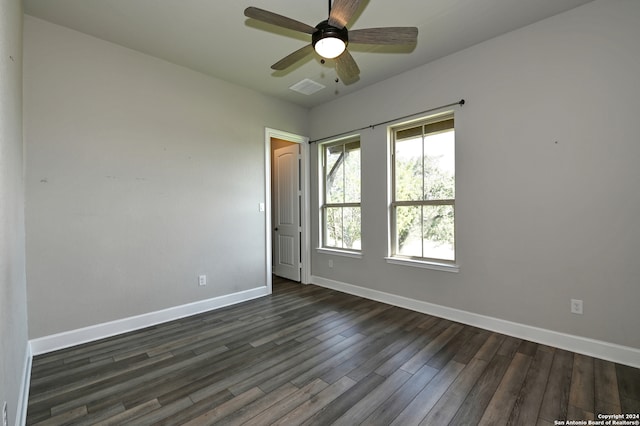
[265,128,311,285]
[385,257,459,273]
[317,248,362,259]
[29,286,269,355]
[17,343,33,426]
[310,275,640,368]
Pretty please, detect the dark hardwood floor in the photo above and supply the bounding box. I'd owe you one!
[27,276,640,425]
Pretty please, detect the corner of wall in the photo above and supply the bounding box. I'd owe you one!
[16,342,33,426]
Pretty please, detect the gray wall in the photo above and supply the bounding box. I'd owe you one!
[310,0,640,349]
[0,0,28,423]
[23,16,309,338]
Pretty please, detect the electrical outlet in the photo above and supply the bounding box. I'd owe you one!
[198,275,206,286]
[328,259,333,268]
[570,299,583,315]
[2,401,8,426]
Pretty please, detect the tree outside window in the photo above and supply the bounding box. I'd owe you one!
[321,138,361,251]
[392,116,455,262]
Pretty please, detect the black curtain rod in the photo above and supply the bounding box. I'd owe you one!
[309,99,465,144]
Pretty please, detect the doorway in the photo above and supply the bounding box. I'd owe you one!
[264,128,310,293]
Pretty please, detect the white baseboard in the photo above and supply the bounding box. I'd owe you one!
[29,286,270,356]
[311,275,640,369]
[17,342,32,426]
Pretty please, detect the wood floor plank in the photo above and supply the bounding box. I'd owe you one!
[291,331,387,387]
[215,383,299,426]
[301,373,386,426]
[448,354,512,426]
[369,333,431,377]
[89,343,248,413]
[97,398,162,425]
[30,357,94,384]
[517,340,539,357]
[594,358,622,415]
[26,277,640,425]
[373,318,450,377]
[71,403,126,426]
[400,323,464,374]
[153,390,235,425]
[419,357,489,426]
[391,359,466,426]
[29,351,190,417]
[478,352,533,426]
[474,332,507,361]
[271,376,356,425]
[619,397,640,415]
[539,349,574,423]
[427,325,476,369]
[507,345,555,426]
[185,339,321,401]
[29,353,153,404]
[289,304,373,344]
[331,369,412,426]
[616,363,640,414]
[271,310,351,345]
[241,379,329,426]
[453,329,490,364]
[309,304,392,342]
[32,353,147,393]
[497,336,524,359]
[362,363,438,425]
[32,405,87,426]
[199,335,343,400]
[569,353,595,418]
[258,332,367,393]
[181,387,264,426]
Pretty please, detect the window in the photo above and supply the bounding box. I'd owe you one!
[391,113,455,264]
[320,137,361,251]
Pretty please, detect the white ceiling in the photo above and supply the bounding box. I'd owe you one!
[23,0,594,109]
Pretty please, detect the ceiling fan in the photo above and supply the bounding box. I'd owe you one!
[244,0,418,82]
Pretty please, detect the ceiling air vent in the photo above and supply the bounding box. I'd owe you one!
[289,78,326,95]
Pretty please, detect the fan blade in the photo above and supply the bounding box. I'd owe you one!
[328,0,362,28]
[244,7,316,34]
[349,27,418,45]
[271,44,314,70]
[335,49,360,81]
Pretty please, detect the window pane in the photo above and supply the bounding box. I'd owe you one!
[343,145,361,203]
[391,114,455,262]
[324,207,343,248]
[395,137,423,202]
[325,145,344,204]
[342,207,361,250]
[423,130,455,200]
[321,138,361,252]
[395,205,422,257]
[422,205,455,261]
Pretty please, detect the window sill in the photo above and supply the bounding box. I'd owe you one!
[317,248,362,259]
[385,257,459,273]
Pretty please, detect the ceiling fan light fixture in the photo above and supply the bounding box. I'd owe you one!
[312,21,348,59]
[314,37,346,58]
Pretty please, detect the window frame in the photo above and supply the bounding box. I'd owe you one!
[389,112,457,268]
[319,135,362,253]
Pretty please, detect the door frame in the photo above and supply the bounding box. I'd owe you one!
[264,127,310,293]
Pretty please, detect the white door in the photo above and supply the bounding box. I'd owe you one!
[273,144,301,281]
